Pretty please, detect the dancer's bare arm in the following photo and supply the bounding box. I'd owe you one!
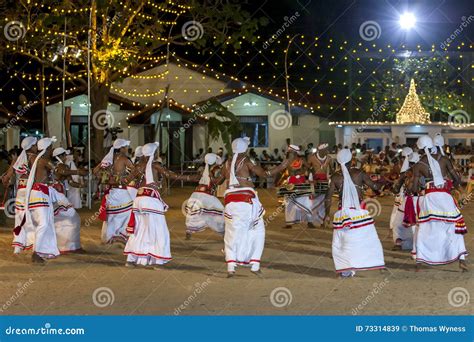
[154,163,200,182]
[248,153,294,178]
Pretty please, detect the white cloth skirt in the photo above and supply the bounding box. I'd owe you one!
[285,194,324,225]
[332,208,385,273]
[415,191,468,265]
[185,192,224,235]
[101,188,133,244]
[124,190,172,266]
[224,187,265,272]
[51,188,81,253]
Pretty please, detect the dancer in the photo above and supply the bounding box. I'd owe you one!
[51,147,87,253]
[216,137,294,277]
[283,145,315,228]
[94,139,134,245]
[323,149,385,277]
[185,153,225,240]
[2,137,38,254]
[307,143,334,226]
[124,142,198,268]
[65,152,83,209]
[390,147,416,250]
[411,135,468,271]
[15,137,60,263]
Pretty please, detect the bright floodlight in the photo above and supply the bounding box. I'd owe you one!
[399,12,416,29]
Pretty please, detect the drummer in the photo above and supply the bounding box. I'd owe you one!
[307,143,334,226]
[283,145,316,229]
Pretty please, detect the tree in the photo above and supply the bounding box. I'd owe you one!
[2,0,267,158]
[371,56,463,121]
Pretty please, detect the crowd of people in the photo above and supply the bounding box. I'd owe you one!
[0,133,471,279]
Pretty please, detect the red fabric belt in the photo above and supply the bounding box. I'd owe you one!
[137,188,160,199]
[51,182,65,194]
[288,175,306,184]
[313,173,328,181]
[425,187,450,195]
[225,190,255,205]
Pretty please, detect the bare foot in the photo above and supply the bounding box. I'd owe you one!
[251,269,263,277]
[185,232,192,240]
[459,260,468,272]
[125,262,136,268]
[284,224,292,229]
[307,222,316,229]
[227,271,235,278]
[31,252,45,264]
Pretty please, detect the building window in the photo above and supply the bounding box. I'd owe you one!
[237,116,268,147]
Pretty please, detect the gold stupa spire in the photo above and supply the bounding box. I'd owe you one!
[396,78,430,124]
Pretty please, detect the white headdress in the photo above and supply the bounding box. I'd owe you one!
[417,135,444,186]
[318,143,329,150]
[142,142,159,184]
[229,137,250,187]
[100,139,130,167]
[199,153,218,186]
[52,147,70,164]
[132,146,143,163]
[336,149,360,210]
[433,133,445,156]
[409,152,420,164]
[288,144,300,153]
[400,147,413,173]
[13,136,37,174]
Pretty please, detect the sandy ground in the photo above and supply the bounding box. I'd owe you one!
[0,187,472,316]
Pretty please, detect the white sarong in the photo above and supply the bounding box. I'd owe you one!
[285,194,324,225]
[185,191,224,235]
[14,184,60,259]
[101,188,133,244]
[332,207,385,273]
[224,187,265,272]
[416,188,468,265]
[391,194,417,250]
[12,186,35,253]
[51,188,81,253]
[124,187,172,266]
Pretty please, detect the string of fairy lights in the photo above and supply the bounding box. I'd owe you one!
[1,0,472,124]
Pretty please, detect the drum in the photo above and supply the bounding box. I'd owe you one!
[277,183,312,197]
[314,180,329,194]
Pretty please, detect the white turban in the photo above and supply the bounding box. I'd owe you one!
[318,143,329,150]
[400,147,413,173]
[132,146,143,163]
[20,136,57,231]
[409,152,420,164]
[229,137,250,187]
[142,142,159,184]
[199,153,218,186]
[101,139,130,167]
[433,133,445,156]
[417,135,444,186]
[336,149,360,210]
[13,136,37,174]
[52,147,70,164]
